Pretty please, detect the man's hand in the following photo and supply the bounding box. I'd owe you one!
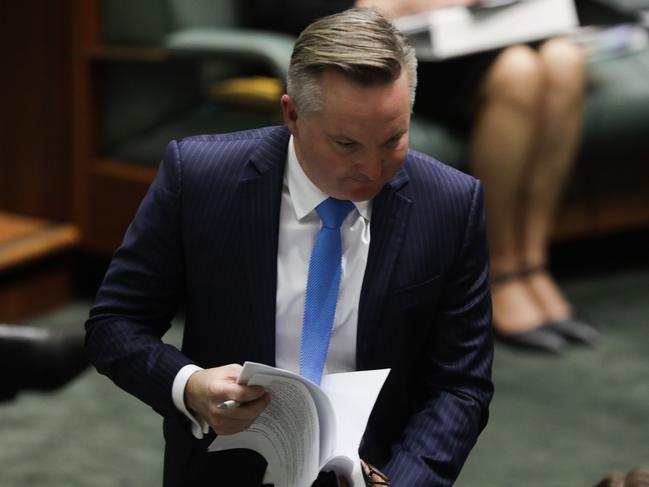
[184,363,270,435]
[361,459,390,485]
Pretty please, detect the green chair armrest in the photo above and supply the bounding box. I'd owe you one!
[581,47,649,160]
[164,28,295,80]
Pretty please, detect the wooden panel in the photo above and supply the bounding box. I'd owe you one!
[0,211,80,321]
[0,2,69,220]
[68,0,102,234]
[0,212,80,272]
[553,199,594,241]
[592,193,649,235]
[83,160,157,254]
[0,265,72,323]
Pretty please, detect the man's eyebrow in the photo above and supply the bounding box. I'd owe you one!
[327,133,358,143]
[326,129,407,144]
[327,132,353,139]
[383,130,407,144]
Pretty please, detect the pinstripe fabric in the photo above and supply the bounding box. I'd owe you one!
[85,125,493,486]
[359,149,493,486]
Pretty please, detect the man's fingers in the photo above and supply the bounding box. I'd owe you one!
[208,393,271,435]
[220,363,243,377]
[184,364,271,436]
[220,383,267,404]
[361,459,390,484]
[213,393,270,419]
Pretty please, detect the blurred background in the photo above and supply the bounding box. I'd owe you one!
[1,0,648,485]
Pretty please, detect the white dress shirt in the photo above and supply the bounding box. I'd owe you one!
[172,136,372,438]
[276,135,371,374]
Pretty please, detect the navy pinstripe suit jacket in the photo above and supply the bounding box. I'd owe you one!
[86,125,493,486]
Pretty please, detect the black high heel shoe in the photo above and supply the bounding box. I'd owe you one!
[547,316,599,345]
[495,324,569,353]
[517,265,600,346]
[491,268,569,353]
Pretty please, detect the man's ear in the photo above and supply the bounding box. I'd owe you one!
[280,94,299,135]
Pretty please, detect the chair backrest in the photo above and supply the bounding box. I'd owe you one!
[97,0,277,163]
[102,0,172,45]
[99,0,202,152]
[102,0,245,45]
[167,0,243,30]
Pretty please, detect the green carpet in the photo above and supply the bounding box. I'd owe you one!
[0,301,175,487]
[457,268,649,487]
[1,266,648,486]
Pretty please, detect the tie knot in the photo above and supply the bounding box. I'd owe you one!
[316,198,354,229]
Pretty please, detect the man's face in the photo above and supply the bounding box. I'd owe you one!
[281,69,411,202]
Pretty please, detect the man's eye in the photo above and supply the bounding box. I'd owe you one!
[385,136,402,148]
[336,140,356,149]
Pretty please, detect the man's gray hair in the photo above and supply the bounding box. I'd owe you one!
[287,8,418,115]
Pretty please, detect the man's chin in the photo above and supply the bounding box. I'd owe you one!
[336,181,383,202]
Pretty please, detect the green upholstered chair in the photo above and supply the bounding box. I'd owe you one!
[98,0,294,166]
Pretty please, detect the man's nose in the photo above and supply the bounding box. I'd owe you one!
[354,153,383,181]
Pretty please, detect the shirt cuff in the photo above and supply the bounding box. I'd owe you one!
[172,364,210,439]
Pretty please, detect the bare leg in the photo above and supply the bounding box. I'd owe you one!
[469,46,547,334]
[521,38,586,320]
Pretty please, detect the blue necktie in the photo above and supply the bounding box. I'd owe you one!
[300,197,355,385]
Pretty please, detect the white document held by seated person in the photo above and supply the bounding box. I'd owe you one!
[392,0,579,59]
[208,362,390,487]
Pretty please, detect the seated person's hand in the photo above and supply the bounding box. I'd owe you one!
[357,0,479,18]
[184,363,270,435]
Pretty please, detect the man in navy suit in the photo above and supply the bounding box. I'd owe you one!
[86,8,493,486]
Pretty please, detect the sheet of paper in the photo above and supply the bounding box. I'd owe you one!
[320,368,390,486]
[237,361,337,463]
[392,0,578,59]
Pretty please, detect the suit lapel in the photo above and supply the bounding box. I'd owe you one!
[357,165,411,369]
[239,126,291,366]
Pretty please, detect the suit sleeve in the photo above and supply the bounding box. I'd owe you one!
[383,180,494,486]
[85,140,194,419]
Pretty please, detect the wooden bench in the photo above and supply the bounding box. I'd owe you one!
[0,212,80,322]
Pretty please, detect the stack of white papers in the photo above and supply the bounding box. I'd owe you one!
[393,0,579,60]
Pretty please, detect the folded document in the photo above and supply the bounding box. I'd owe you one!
[393,0,579,59]
[209,362,390,487]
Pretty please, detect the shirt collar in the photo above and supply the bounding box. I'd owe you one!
[286,135,372,222]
